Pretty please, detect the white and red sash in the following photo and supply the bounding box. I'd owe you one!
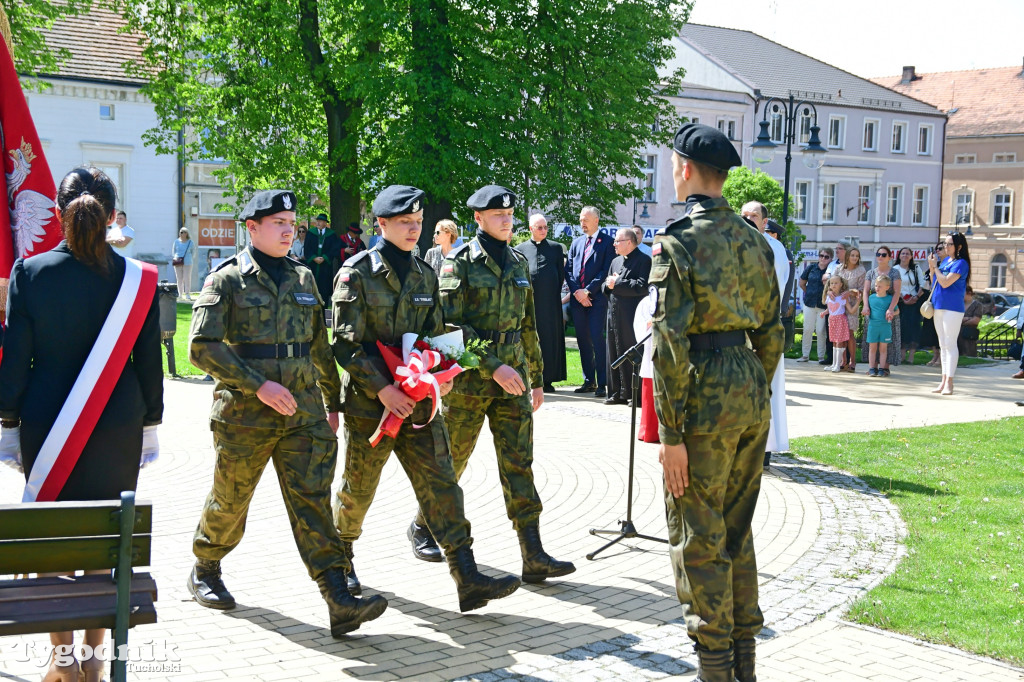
[23,258,158,502]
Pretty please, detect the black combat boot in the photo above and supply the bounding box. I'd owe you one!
[187,559,236,610]
[407,521,443,563]
[315,567,388,637]
[734,639,756,682]
[517,525,576,583]
[340,541,361,596]
[446,547,521,612]
[695,644,734,682]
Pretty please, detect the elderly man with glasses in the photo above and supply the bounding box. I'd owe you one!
[797,247,833,362]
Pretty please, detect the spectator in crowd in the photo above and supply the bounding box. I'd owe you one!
[865,275,895,377]
[820,241,849,365]
[565,206,614,397]
[836,247,866,372]
[928,232,971,395]
[106,209,135,259]
[765,221,797,353]
[821,276,855,372]
[0,167,163,682]
[291,223,307,259]
[633,289,658,442]
[1012,305,1024,378]
[894,247,929,364]
[797,246,831,362]
[921,241,944,366]
[514,214,567,392]
[304,213,342,301]
[958,285,983,358]
[601,227,651,405]
[862,245,902,370]
[424,219,460,275]
[172,227,197,300]
[339,221,366,262]
[368,220,384,249]
[632,225,652,257]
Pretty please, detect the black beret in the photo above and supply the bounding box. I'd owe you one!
[315,213,329,222]
[765,219,784,236]
[672,123,742,173]
[466,185,517,211]
[372,185,425,218]
[240,190,298,221]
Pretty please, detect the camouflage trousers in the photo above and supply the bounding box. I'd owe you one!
[664,420,769,651]
[193,419,349,579]
[334,413,472,554]
[416,390,542,531]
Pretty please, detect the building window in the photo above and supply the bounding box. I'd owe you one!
[798,111,812,144]
[770,111,783,143]
[863,119,879,151]
[99,104,115,120]
[827,116,845,148]
[793,181,810,222]
[912,186,928,226]
[716,117,737,140]
[640,154,657,203]
[954,191,973,226]
[858,184,872,224]
[993,191,1011,225]
[821,183,836,223]
[891,121,907,153]
[918,124,933,155]
[954,154,976,164]
[994,153,1017,163]
[990,254,1008,288]
[886,185,903,225]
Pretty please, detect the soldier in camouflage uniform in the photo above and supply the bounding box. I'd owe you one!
[332,184,520,613]
[650,125,784,682]
[187,189,387,637]
[410,185,575,584]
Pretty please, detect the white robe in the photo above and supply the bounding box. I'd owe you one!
[764,234,790,453]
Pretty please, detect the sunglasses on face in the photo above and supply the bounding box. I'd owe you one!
[819,254,829,258]
[876,252,889,257]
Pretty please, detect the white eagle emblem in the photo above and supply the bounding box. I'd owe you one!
[502,194,510,208]
[7,138,55,259]
[282,194,292,209]
[412,200,420,212]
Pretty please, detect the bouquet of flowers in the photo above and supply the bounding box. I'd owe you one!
[369,331,489,446]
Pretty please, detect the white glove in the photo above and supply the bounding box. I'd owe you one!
[140,425,159,469]
[0,425,23,474]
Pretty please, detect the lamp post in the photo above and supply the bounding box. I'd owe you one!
[750,94,827,229]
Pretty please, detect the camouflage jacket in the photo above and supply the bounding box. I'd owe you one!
[332,245,445,419]
[439,236,543,397]
[189,247,342,427]
[650,197,784,444]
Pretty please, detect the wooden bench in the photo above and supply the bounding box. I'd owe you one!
[0,491,157,682]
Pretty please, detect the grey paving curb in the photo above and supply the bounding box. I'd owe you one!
[454,454,907,681]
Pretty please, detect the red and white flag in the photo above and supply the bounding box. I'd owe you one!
[0,35,63,284]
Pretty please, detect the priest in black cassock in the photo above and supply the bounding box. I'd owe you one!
[600,228,651,406]
[514,214,568,392]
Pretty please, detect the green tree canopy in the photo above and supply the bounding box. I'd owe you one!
[723,165,805,256]
[3,0,92,77]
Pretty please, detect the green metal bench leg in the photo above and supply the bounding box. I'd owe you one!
[112,491,134,682]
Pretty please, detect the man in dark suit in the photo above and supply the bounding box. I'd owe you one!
[565,206,614,397]
[601,228,651,405]
[304,213,342,301]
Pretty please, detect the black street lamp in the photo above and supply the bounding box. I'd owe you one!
[751,94,827,228]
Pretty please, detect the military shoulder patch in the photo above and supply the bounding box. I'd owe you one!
[203,275,215,289]
[442,262,456,275]
[652,242,662,256]
[339,272,351,283]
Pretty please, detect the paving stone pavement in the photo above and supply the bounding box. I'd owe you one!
[1,359,1022,681]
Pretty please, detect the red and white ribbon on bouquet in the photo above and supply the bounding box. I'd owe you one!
[369,348,460,447]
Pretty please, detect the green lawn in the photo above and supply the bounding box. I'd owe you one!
[793,420,1024,664]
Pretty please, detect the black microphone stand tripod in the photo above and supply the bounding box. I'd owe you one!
[587,331,667,560]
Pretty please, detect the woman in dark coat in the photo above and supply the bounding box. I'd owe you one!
[0,167,163,682]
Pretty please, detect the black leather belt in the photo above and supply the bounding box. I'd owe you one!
[687,330,747,351]
[477,330,522,344]
[231,342,310,359]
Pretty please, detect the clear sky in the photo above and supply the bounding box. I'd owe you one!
[688,0,1024,79]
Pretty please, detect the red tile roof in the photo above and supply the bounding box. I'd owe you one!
[871,66,1024,137]
[36,5,148,85]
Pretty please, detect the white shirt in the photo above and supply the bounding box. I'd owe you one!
[763,233,790,299]
[106,224,136,258]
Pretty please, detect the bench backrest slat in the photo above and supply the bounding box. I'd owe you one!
[0,501,152,540]
[0,536,152,574]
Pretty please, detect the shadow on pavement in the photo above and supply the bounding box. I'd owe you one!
[787,390,893,406]
[774,457,953,499]
[520,578,678,626]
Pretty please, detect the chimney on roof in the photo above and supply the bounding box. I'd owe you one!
[901,66,916,84]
